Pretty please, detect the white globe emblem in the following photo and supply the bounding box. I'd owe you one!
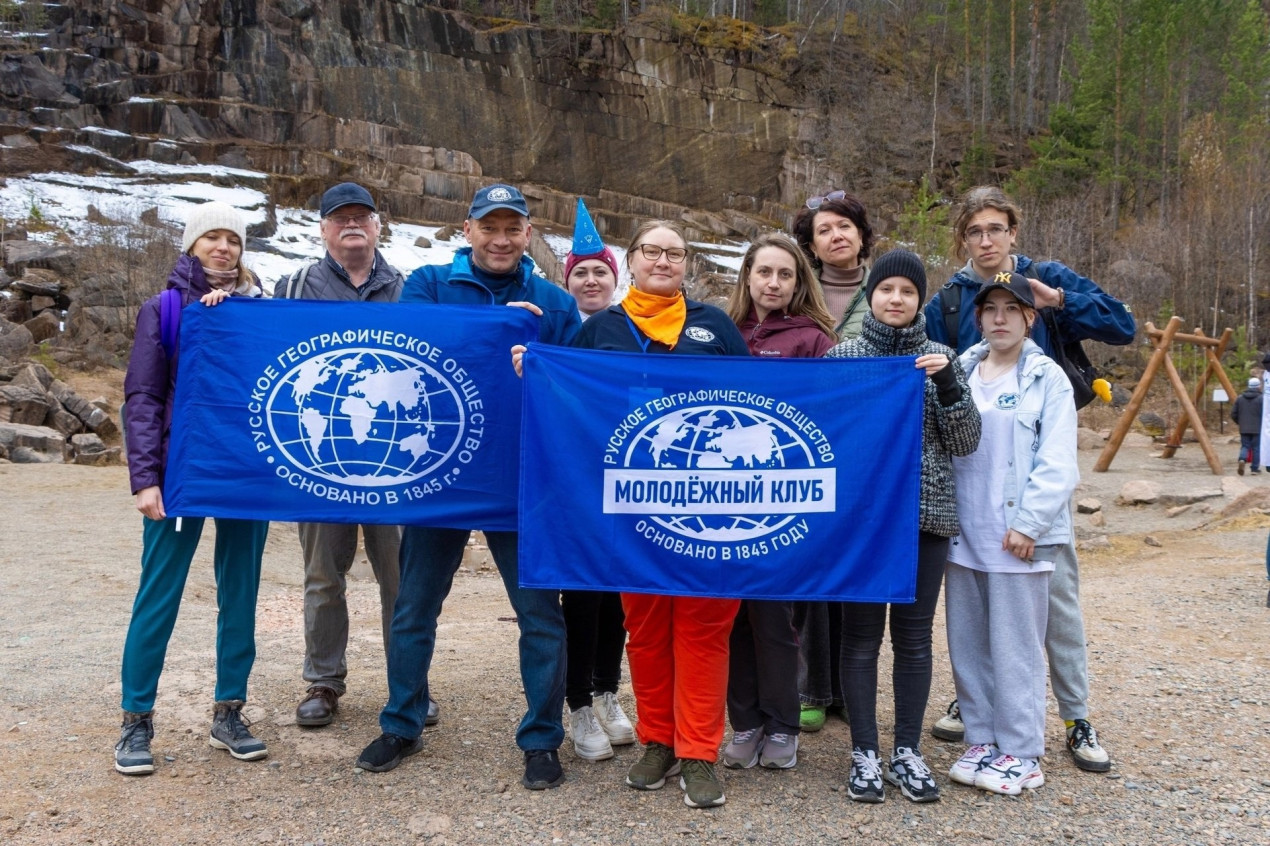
[486,187,513,202]
[685,326,715,343]
[266,348,465,487]
[623,404,817,542]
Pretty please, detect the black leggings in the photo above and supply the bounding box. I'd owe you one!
[561,590,626,710]
[839,531,948,752]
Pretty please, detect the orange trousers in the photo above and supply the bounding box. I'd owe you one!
[621,593,741,762]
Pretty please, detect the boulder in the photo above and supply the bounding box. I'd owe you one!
[2,241,77,277]
[2,298,33,324]
[1158,488,1224,506]
[9,361,54,391]
[24,310,61,343]
[9,446,54,463]
[1137,412,1167,436]
[0,384,52,425]
[71,432,107,453]
[0,317,33,360]
[1118,480,1160,505]
[48,379,116,436]
[1076,427,1104,450]
[72,446,121,466]
[1088,510,1105,527]
[0,421,66,461]
[413,236,432,248]
[30,295,56,312]
[1076,498,1102,514]
[45,406,84,437]
[11,277,62,298]
[1219,487,1270,518]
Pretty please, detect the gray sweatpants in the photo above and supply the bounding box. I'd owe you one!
[1046,540,1088,721]
[946,564,1050,759]
[300,522,401,694]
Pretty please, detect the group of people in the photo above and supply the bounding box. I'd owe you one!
[116,178,1136,809]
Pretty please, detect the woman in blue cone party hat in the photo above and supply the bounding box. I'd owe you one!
[562,198,620,319]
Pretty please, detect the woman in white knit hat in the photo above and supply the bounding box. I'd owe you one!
[114,201,269,776]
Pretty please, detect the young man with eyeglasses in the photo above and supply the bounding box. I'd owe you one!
[923,185,1135,776]
[271,182,415,732]
[355,183,582,791]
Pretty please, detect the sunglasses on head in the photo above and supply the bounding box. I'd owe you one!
[805,190,847,210]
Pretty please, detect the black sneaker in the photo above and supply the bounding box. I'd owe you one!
[522,749,565,790]
[209,701,267,761]
[885,747,940,802]
[847,747,885,803]
[114,711,155,775]
[356,732,423,772]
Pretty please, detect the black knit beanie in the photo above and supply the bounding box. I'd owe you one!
[865,249,927,304]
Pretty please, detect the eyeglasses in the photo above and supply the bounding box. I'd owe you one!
[325,212,376,227]
[965,224,1011,242]
[637,244,688,263]
[805,190,847,210]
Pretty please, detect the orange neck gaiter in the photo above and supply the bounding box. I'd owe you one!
[622,287,687,349]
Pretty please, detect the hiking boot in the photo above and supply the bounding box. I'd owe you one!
[426,696,440,727]
[625,742,680,790]
[522,749,565,790]
[209,701,267,761]
[568,705,613,761]
[592,692,634,745]
[295,686,338,727]
[847,747,885,803]
[114,711,155,775]
[722,726,765,769]
[931,699,964,742]
[949,743,998,786]
[1066,719,1112,772]
[800,703,826,733]
[759,732,798,770]
[1239,459,1247,475]
[356,732,423,772]
[679,758,725,808]
[974,754,1044,794]
[885,746,940,802]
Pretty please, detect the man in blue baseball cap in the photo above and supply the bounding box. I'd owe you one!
[355,183,581,791]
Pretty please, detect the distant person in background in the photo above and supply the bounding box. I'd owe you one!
[923,186,1133,774]
[562,198,619,321]
[115,202,269,776]
[946,272,1078,796]
[271,183,424,731]
[356,183,581,792]
[825,250,980,803]
[557,198,635,763]
[719,232,835,773]
[1231,377,1263,476]
[789,189,877,733]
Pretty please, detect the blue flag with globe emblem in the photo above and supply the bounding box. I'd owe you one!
[163,298,537,530]
[518,344,925,601]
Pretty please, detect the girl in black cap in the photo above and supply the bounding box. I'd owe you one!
[824,249,981,803]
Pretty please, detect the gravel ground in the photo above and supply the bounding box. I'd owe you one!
[2,433,1270,845]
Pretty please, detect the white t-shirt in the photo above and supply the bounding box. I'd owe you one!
[949,366,1054,574]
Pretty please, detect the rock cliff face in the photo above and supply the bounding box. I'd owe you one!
[2,2,838,239]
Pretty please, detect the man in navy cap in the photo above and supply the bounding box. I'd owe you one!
[273,183,425,731]
[355,183,581,790]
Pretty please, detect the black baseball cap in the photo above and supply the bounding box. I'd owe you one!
[320,183,377,217]
[973,270,1036,308]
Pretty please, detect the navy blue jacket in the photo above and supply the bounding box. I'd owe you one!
[575,298,750,356]
[924,254,1136,356]
[401,248,580,347]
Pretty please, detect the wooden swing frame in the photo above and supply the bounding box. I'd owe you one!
[1092,315,1238,475]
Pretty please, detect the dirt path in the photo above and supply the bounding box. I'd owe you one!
[2,434,1270,845]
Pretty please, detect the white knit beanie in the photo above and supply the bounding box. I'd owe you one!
[181,201,248,255]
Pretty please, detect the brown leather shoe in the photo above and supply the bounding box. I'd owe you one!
[295,686,339,727]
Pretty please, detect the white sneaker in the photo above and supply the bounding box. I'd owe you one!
[1066,719,1111,772]
[974,754,1044,795]
[948,743,998,786]
[568,706,614,761]
[592,692,635,746]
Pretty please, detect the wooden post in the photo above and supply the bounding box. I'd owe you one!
[1161,352,1223,474]
[1161,327,1233,458]
[1094,317,1182,472]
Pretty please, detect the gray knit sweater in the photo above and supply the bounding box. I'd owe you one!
[826,311,981,537]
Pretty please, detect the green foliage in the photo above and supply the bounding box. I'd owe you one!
[1011,106,1100,201]
[590,0,619,28]
[893,176,952,270]
[959,136,996,191]
[1225,325,1260,390]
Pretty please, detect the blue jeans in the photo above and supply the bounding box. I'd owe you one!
[120,516,269,713]
[379,527,566,749]
[1239,433,1260,468]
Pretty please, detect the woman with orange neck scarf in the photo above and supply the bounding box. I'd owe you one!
[571,220,749,808]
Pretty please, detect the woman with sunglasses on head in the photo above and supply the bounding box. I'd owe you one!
[922,186,1131,774]
[715,233,835,774]
[824,250,981,804]
[944,272,1078,796]
[787,189,877,735]
[564,220,749,809]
